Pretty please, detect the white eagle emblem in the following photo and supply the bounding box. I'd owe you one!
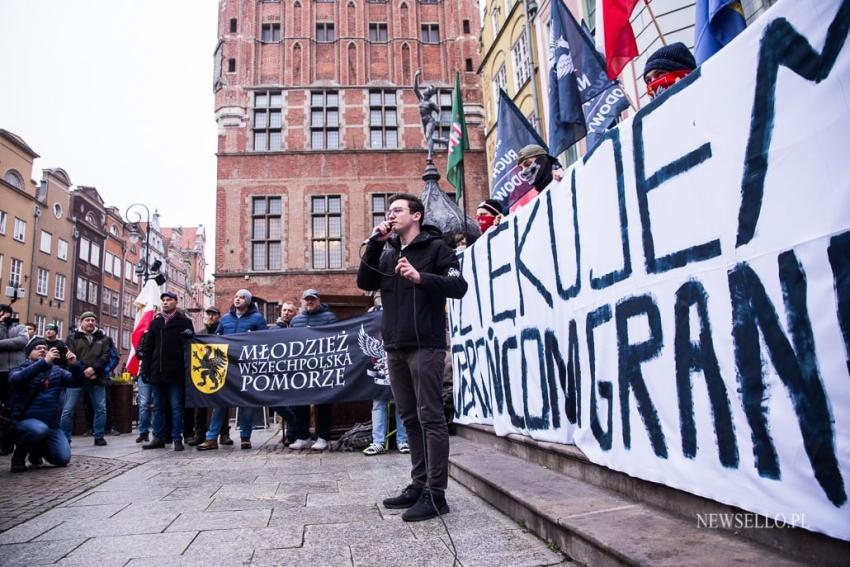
[549,36,574,79]
[358,325,390,386]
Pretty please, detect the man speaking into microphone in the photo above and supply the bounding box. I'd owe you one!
[357,193,467,522]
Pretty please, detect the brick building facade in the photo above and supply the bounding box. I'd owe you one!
[213,0,488,318]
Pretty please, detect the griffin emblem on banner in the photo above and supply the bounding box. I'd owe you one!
[358,325,389,386]
[191,344,229,394]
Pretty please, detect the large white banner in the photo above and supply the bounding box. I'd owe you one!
[449,0,850,540]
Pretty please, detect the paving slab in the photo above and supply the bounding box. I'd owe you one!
[0,430,567,566]
[251,544,353,567]
[0,538,86,567]
[184,526,303,554]
[166,508,272,532]
[63,531,197,563]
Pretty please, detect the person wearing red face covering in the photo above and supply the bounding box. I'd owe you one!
[643,42,697,99]
[476,199,504,234]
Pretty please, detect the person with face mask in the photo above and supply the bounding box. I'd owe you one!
[476,199,504,234]
[643,42,697,99]
[511,144,564,212]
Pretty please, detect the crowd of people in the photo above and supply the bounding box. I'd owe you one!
[0,43,697,525]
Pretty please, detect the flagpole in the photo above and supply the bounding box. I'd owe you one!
[643,0,667,46]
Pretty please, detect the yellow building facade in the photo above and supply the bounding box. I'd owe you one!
[0,130,39,322]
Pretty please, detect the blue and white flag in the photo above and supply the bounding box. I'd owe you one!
[490,89,547,208]
[548,0,629,153]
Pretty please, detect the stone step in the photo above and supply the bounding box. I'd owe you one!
[449,435,814,567]
[451,423,848,566]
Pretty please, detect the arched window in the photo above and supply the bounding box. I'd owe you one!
[3,169,24,190]
[53,203,63,219]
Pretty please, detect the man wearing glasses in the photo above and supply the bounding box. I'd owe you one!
[357,193,468,522]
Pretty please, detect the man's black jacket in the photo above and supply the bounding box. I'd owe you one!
[140,310,194,385]
[357,225,467,350]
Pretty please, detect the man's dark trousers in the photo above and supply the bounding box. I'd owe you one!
[387,348,449,495]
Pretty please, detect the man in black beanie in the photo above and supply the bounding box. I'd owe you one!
[643,42,697,99]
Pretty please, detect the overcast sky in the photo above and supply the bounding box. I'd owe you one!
[0,0,219,271]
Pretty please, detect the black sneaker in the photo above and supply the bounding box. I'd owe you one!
[383,484,423,509]
[10,447,27,473]
[28,453,44,467]
[219,432,234,446]
[135,432,149,443]
[142,438,165,450]
[94,438,108,446]
[401,490,450,522]
[173,439,184,452]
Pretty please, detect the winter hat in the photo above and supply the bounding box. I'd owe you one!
[477,199,504,216]
[515,144,548,165]
[235,289,253,303]
[643,42,696,80]
[26,338,48,356]
[79,311,97,321]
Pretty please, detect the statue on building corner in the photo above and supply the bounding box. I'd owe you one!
[414,70,447,163]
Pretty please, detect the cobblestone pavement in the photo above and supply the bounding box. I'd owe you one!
[0,449,136,532]
[0,429,569,566]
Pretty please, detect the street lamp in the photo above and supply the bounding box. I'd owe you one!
[125,203,151,283]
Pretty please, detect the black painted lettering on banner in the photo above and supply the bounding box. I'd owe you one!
[737,1,850,247]
[451,343,470,418]
[470,239,484,327]
[729,254,846,506]
[500,334,525,428]
[515,198,553,314]
[633,69,721,275]
[615,294,668,458]
[674,279,738,468]
[589,129,633,290]
[456,254,473,337]
[466,338,492,418]
[548,171,581,301]
[488,221,516,323]
[520,328,551,430]
[587,305,613,451]
[543,329,565,430]
[827,230,850,375]
[565,319,582,427]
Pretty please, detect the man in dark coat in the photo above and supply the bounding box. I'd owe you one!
[140,291,195,451]
[357,193,467,522]
[60,312,114,446]
[9,339,86,472]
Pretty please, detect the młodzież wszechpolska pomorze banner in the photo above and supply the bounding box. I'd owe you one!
[449,0,850,541]
[185,311,392,408]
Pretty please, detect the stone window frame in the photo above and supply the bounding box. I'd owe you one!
[368,90,399,149]
[250,195,283,271]
[420,23,440,44]
[253,91,283,152]
[310,90,340,150]
[310,195,343,270]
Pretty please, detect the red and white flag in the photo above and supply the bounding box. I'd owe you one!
[126,279,161,377]
[596,0,640,79]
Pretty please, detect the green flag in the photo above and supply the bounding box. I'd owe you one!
[446,72,469,203]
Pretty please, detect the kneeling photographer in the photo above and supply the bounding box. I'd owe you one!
[7,339,85,472]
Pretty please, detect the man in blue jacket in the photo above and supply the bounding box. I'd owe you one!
[197,289,267,451]
[288,289,338,451]
[9,339,86,472]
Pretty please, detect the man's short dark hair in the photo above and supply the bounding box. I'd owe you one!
[388,193,425,225]
[0,304,12,315]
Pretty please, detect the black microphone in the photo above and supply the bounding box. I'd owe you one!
[363,223,395,245]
